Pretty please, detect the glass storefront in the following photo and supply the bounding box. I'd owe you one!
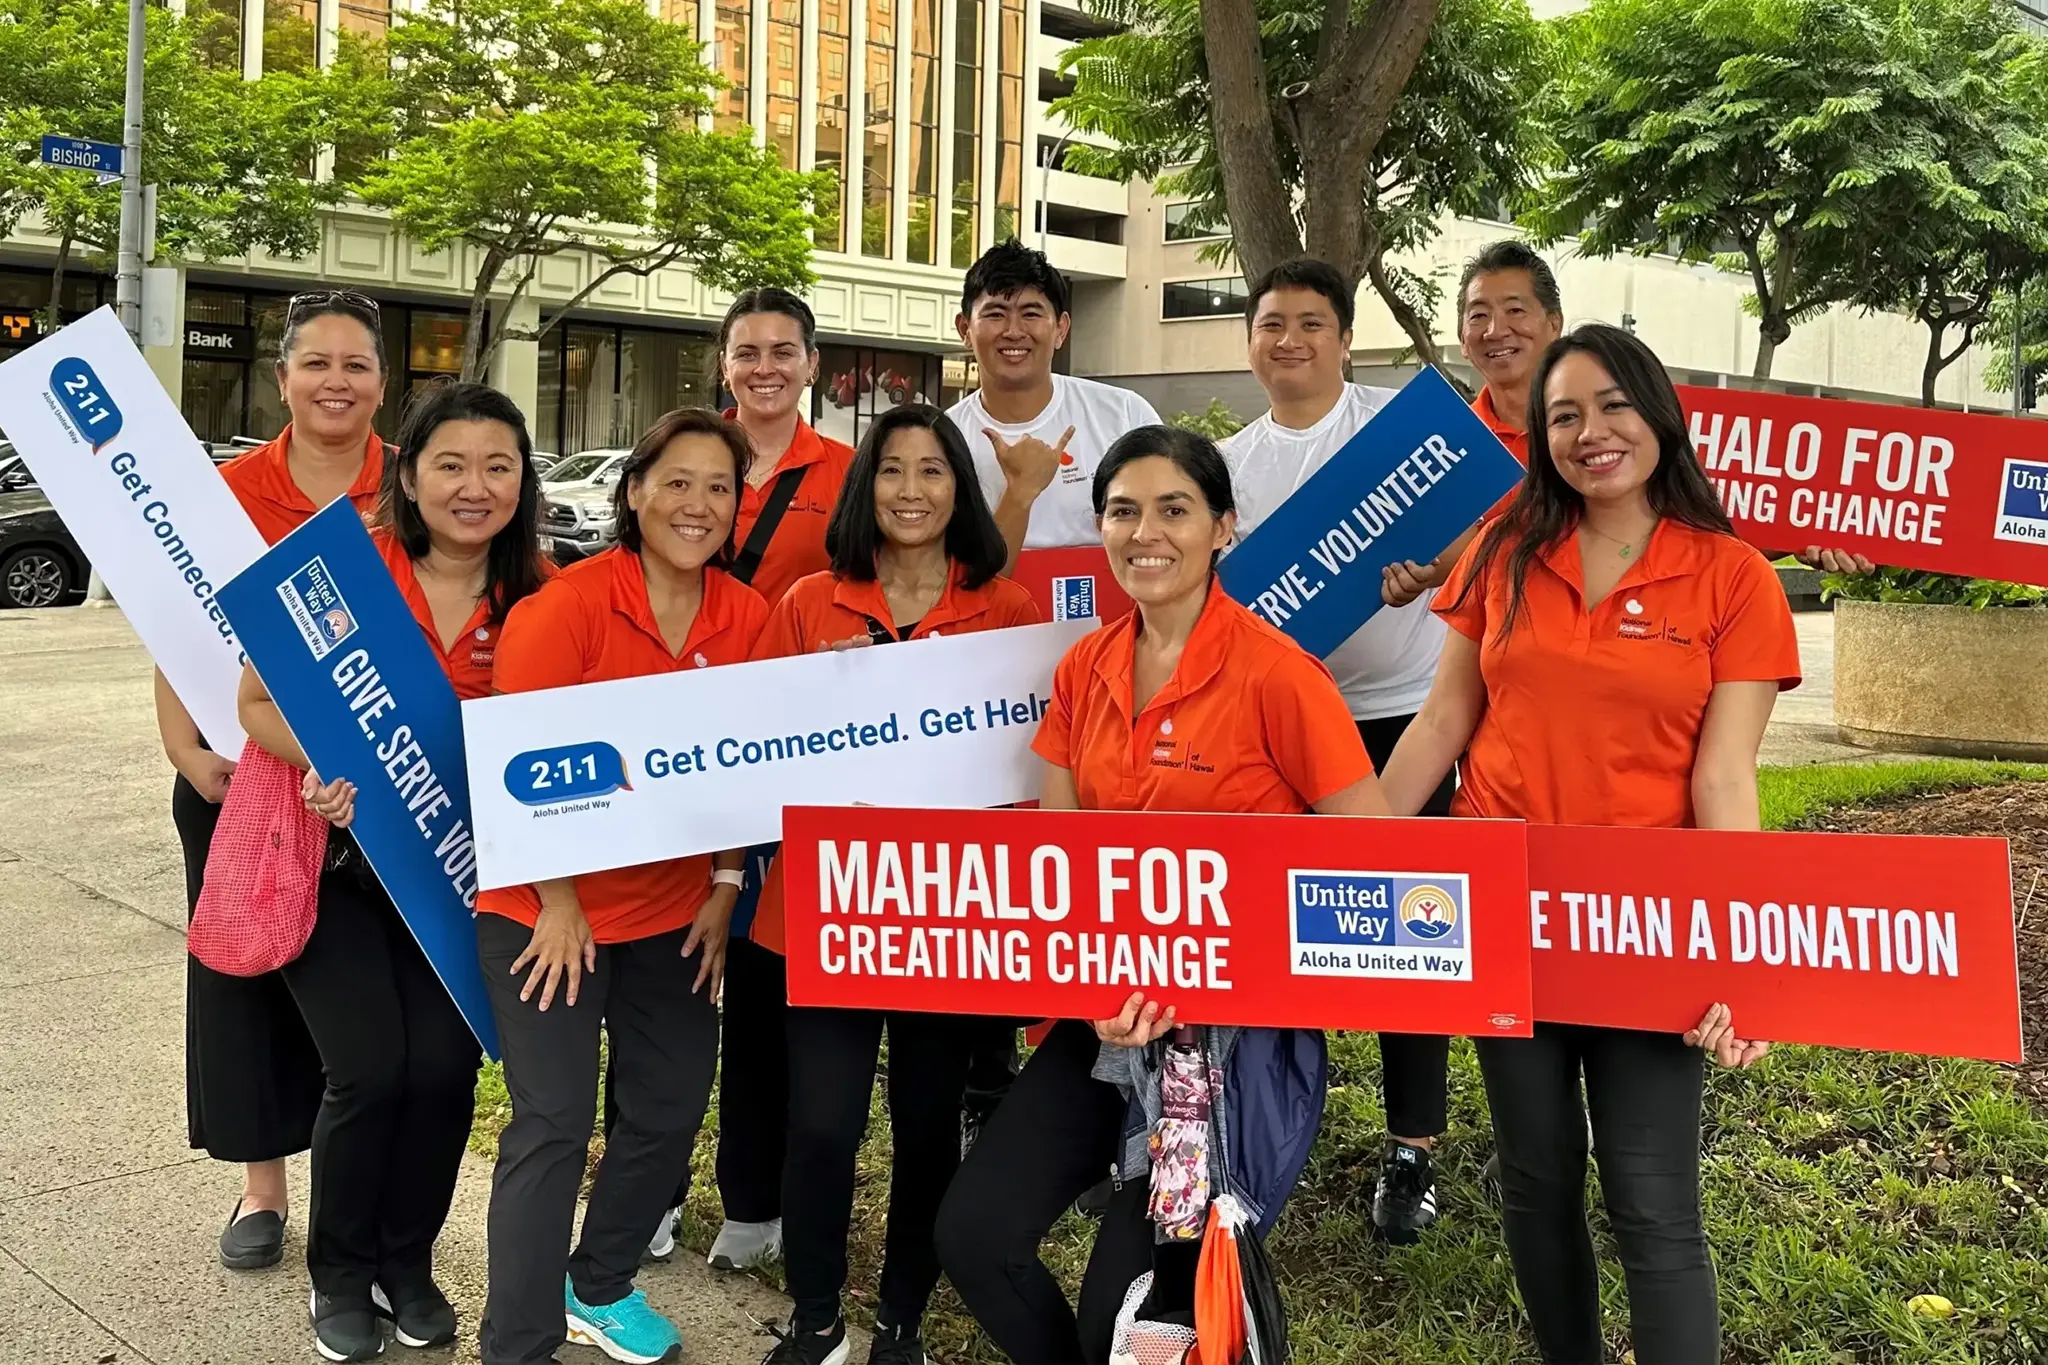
[536,323,720,457]
[815,345,951,448]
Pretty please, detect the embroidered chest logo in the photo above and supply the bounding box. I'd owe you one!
[469,626,494,669]
[1615,597,1695,647]
[1147,717,1212,773]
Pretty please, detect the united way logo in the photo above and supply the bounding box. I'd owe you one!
[1994,458,2048,545]
[277,556,358,660]
[1399,883,1459,941]
[1288,869,1471,981]
[1051,575,1096,622]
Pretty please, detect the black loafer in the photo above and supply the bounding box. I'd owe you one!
[373,1280,457,1349]
[218,1200,285,1271]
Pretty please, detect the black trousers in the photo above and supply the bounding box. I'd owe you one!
[174,773,324,1163]
[962,1016,1022,1119]
[277,852,481,1298]
[936,1019,1173,1365]
[783,1005,975,1331]
[477,913,720,1365]
[1477,1025,1716,1365]
[715,936,789,1224]
[1356,712,1455,1139]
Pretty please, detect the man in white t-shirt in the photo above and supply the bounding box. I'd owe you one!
[1220,257,1460,1248]
[946,240,1161,564]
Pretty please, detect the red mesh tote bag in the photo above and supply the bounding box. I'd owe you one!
[189,740,328,976]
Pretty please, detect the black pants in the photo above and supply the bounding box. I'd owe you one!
[715,936,788,1224]
[477,913,720,1365]
[1356,713,1455,1139]
[174,773,324,1163]
[277,853,481,1298]
[936,1019,1175,1365]
[783,1005,975,1331]
[962,1017,1022,1120]
[1477,1025,1716,1364]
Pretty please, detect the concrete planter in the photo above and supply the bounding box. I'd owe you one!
[1833,599,2048,760]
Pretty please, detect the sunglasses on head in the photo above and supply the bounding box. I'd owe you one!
[287,289,382,322]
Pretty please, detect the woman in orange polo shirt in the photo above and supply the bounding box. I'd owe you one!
[235,379,550,1361]
[154,290,386,1274]
[475,408,765,1365]
[750,403,1037,1365]
[935,426,1387,1365]
[1382,324,1800,1365]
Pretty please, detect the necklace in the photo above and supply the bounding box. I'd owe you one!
[1581,519,1656,562]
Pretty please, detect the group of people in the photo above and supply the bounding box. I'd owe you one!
[155,235,1843,1365]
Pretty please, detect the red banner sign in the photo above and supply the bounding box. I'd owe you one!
[1013,547,1134,624]
[1677,384,2048,586]
[780,806,1536,1036]
[1528,823,2021,1061]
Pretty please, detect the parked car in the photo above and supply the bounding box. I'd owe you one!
[541,449,631,491]
[541,483,621,563]
[204,436,267,464]
[530,450,563,478]
[0,461,88,608]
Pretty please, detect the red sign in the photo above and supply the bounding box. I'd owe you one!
[1678,384,2048,586]
[1528,824,2021,1061]
[781,805,1535,1036]
[1012,547,1135,624]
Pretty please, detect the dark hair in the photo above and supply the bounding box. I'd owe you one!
[379,382,547,624]
[1456,240,1564,323]
[276,293,387,375]
[826,405,1007,590]
[611,408,756,567]
[1090,424,1236,520]
[960,238,1072,319]
[1450,324,1734,640]
[717,287,818,355]
[1244,257,1354,333]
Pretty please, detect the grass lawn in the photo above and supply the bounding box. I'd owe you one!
[470,759,2048,1364]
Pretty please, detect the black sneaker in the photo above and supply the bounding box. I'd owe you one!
[866,1318,926,1365]
[310,1288,386,1362]
[1371,1142,1440,1245]
[217,1200,285,1271]
[762,1315,849,1365]
[1073,1174,1114,1220]
[372,1280,457,1349]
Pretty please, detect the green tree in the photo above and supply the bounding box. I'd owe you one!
[1980,278,2048,406]
[1169,398,1245,438]
[1527,0,2000,380]
[346,0,824,382]
[1053,0,1544,367]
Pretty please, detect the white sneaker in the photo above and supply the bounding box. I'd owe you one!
[706,1217,782,1271]
[644,1208,677,1263]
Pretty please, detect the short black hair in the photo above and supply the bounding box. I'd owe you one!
[611,408,755,566]
[827,405,1008,590]
[379,381,547,623]
[960,238,1072,318]
[1244,257,1354,333]
[717,287,818,354]
[1091,424,1236,520]
[1457,240,1563,322]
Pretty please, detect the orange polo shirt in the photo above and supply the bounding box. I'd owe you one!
[1434,519,1800,830]
[731,415,857,609]
[221,427,385,546]
[478,547,770,943]
[1033,580,1372,814]
[1473,387,1530,522]
[371,529,554,701]
[746,564,1043,953]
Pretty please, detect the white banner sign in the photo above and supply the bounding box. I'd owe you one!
[0,309,264,750]
[462,619,1095,890]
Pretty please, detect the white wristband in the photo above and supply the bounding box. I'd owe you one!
[711,869,745,888]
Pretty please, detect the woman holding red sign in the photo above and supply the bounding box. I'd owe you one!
[748,403,1038,1365]
[935,425,1388,1364]
[1381,324,1800,1365]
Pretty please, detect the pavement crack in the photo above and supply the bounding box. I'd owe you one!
[1,1154,212,1207]
[0,1240,164,1365]
[0,843,185,935]
[0,958,185,995]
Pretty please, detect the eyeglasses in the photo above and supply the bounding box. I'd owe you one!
[287,289,382,322]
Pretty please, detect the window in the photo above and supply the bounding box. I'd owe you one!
[814,345,942,447]
[816,0,851,250]
[1162,276,1248,321]
[262,0,320,74]
[906,0,939,264]
[191,0,243,69]
[537,323,717,456]
[1163,201,1226,243]
[766,0,802,170]
[949,0,981,266]
[862,0,897,258]
[994,0,1024,241]
[338,0,390,42]
[714,0,751,135]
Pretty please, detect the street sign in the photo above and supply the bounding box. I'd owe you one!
[39,135,123,184]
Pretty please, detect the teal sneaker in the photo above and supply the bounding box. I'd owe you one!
[564,1277,682,1365]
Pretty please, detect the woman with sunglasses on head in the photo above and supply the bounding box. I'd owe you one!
[936,426,1388,1364]
[747,404,1038,1365]
[477,409,765,1365]
[233,379,551,1362]
[1380,324,1798,1364]
[155,289,387,1275]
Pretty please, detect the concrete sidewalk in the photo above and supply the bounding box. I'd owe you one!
[0,607,804,1365]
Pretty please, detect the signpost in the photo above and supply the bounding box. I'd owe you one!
[38,135,124,185]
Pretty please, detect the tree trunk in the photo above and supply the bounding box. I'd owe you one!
[1363,251,1444,369]
[43,233,74,333]
[1921,318,1945,409]
[1199,0,1305,282]
[1750,237,1798,380]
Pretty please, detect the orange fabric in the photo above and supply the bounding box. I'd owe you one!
[1472,387,1530,523]
[370,529,554,701]
[479,547,769,943]
[1032,580,1373,815]
[1194,1203,1248,1365]
[1433,519,1800,831]
[731,415,857,609]
[221,426,385,546]
[746,565,1043,954]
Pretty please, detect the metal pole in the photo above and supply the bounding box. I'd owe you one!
[1038,130,1073,255]
[2015,277,2027,418]
[89,0,144,606]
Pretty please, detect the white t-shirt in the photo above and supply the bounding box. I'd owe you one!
[1221,383,1448,722]
[950,374,1163,550]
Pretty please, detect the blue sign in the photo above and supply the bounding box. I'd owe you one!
[217,501,498,1056]
[40,135,123,176]
[1050,575,1096,622]
[1217,367,1523,659]
[49,357,124,452]
[505,741,634,805]
[1995,458,2048,545]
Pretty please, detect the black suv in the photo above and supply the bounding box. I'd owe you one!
[0,451,89,608]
